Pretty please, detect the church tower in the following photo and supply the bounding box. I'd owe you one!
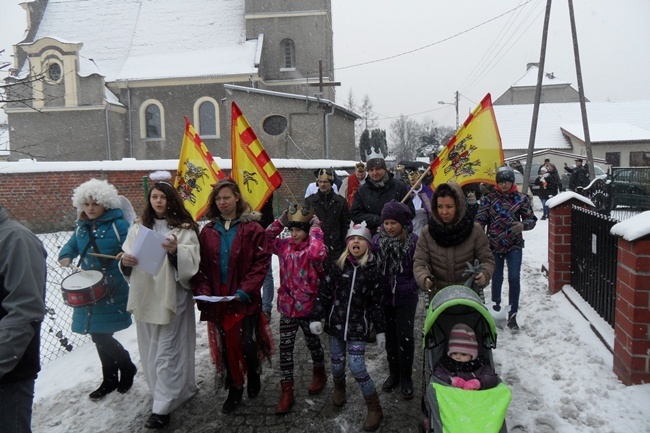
[245,0,335,100]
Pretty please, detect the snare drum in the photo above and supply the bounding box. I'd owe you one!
[61,270,107,307]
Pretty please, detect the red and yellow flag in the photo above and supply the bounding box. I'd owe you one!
[175,117,225,220]
[231,102,283,211]
[431,93,504,188]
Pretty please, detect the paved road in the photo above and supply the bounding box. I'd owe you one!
[161,293,429,433]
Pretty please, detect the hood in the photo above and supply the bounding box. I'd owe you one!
[430,182,466,226]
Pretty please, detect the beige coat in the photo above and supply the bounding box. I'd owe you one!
[413,182,494,294]
[123,222,200,325]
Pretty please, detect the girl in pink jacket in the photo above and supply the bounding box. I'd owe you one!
[266,206,328,414]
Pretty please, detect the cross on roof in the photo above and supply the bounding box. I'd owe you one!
[308,59,341,94]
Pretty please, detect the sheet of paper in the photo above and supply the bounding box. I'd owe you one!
[131,226,168,275]
[193,295,237,303]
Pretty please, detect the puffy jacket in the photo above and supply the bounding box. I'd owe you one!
[266,221,327,318]
[350,172,415,233]
[475,186,537,254]
[191,212,271,321]
[58,208,132,334]
[305,190,350,260]
[312,256,385,341]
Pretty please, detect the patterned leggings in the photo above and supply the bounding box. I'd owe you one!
[329,336,376,397]
[279,316,324,382]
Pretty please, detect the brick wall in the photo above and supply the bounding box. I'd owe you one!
[0,167,332,233]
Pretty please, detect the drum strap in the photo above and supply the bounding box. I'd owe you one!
[78,229,111,271]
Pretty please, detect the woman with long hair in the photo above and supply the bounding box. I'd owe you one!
[119,172,200,430]
[191,179,273,414]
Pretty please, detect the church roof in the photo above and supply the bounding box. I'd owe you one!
[27,0,256,81]
[511,65,572,88]
[494,100,650,150]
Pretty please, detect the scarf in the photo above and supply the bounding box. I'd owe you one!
[376,230,413,292]
[427,213,475,247]
[367,172,390,188]
[439,353,487,374]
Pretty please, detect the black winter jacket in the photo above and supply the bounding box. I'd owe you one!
[306,190,351,260]
[312,256,385,341]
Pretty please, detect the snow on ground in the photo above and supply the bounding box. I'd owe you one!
[30,200,650,432]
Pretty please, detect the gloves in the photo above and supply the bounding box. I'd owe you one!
[309,321,323,335]
[451,377,466,388]
[58,258,71,268]
[463,379,481,390]
[278,210,289,227]
[309,214,321,228]
[509,222,524,234]
[376,333,386,352]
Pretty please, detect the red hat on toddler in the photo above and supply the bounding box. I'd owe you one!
[447,323,478,360]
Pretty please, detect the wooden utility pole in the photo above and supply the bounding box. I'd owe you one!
[522,0,552,196]
[568,0,594,174]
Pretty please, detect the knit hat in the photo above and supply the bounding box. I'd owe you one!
[345,221,372,244]
[539,166,548,174]
[447,323,478,360]
[495,166,515,183]
[381,199,413,228]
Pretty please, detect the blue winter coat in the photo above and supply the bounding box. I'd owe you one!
[59,208,132,334]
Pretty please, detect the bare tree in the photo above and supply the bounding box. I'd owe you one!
[359,95,378,132]
[389,115,422,161]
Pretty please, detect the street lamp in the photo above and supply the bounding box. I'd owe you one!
[438,91,459,129]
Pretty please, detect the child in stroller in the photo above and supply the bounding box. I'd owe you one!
[421,285,511,433]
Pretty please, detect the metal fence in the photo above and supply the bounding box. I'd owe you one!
[570,205,619,327]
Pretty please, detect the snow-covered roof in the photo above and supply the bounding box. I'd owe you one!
[494,100,650,151]
[28,0,256,82]
[511,66,572,88]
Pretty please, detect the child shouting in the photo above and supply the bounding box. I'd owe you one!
[433,323,498,391]
[266,205,328,414]
[310,221,385,432]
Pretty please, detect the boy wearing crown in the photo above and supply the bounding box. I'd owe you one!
[306,168,351,262]
[266,204,328,414]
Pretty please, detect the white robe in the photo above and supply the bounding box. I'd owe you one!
[122,220,200,415]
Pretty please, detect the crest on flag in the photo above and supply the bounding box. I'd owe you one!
[431,94,504,188]
[175,117,225,220]
[231,102,283,211]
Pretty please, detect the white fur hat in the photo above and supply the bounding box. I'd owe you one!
[71,179,121,210]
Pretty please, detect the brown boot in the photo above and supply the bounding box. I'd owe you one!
[332,378,346,407]
[275,380,294,414]
[307,365,327,395]
[362,392,384,431]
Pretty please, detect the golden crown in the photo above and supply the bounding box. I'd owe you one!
[288,203,314,223]
[316,169,334,182]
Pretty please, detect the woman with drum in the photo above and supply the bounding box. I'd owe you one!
[58,179,136,401]
[191,179,274,415]
[119,172,201,430]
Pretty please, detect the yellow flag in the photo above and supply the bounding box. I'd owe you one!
[175,117,225,220]
[431,94,504,188]
[231,102,283,211]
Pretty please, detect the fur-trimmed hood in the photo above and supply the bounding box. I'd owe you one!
[211,210,261,224]
[72,179,121,210]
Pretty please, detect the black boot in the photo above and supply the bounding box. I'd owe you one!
[507,313,520,330]
[117,360,137,393]
[247,369,261,399]
[400,377,414,400]
[222,386,244,414]
[89,366,118,401]
[144,413,170,430]
[381,363,400,392]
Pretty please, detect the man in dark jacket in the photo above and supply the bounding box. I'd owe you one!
[564,158,590,191]
[0,205,47,433]
[351,156,415,234]
[306,169,351,262]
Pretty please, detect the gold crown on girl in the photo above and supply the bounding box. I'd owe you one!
[288,203,314,223]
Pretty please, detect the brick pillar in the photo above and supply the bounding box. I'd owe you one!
[612,236,650,385]
[547,198,589,294]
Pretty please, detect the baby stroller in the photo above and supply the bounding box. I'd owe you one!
[420,285,511,433]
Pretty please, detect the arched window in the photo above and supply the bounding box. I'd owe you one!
[139,100,165,139]
[193,97,220,138]
[280,39,295,70]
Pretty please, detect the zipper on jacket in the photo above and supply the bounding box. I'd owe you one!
[343,264,358,341]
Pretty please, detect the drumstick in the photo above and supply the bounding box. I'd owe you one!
[88,253,119,259]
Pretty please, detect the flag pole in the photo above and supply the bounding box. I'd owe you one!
[282,182,299,205]
[401,165,432,203]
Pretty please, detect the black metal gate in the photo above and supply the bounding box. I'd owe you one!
[571,205,618,326]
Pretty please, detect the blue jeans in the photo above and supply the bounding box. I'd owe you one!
[262,266,274,313]
[541,198,549,218]
[491,248,523,316]
[0,379,35,433]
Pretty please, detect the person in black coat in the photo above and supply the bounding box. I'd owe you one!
[306,169,351,262]
[564,159,590,191]
[534,166,559,220]
[350,157,415,234]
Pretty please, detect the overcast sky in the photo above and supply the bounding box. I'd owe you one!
[2,1,649,132]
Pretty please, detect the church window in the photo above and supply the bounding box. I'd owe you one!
[194,97,220,138]
[140,100,165,139]
[281,39,295,70]
[262,115,287,136]
[48,63,62,81]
